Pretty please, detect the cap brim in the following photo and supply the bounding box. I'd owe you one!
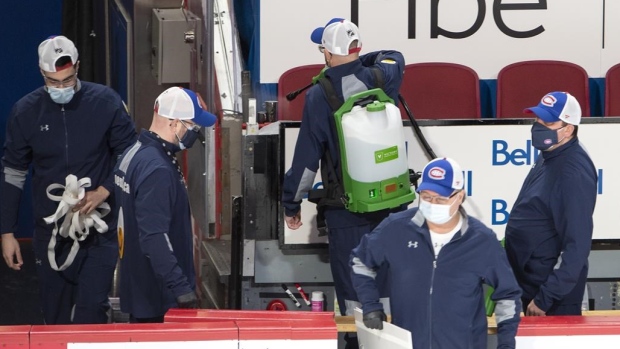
[416,182,453,198]
[194,110,217,127]
[311,18,346,44]
[310,27,324,44]
[523,107,558,123]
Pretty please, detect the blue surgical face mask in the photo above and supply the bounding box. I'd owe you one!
[419,197,459,225]
[531,122,567,151]
[47,86,75,104]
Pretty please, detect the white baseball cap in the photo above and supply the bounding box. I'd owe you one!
[154,87,217,127]
[311,18,362,56]
[38,36,79,72]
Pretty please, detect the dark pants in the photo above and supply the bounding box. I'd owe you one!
[33,232,118,324]
[328,224,390,315]
[328,224,390,349]
[522,267,587,316]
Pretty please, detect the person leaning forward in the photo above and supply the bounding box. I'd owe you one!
[114,87,216,323]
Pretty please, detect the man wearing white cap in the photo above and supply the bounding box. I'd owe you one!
[1,35,136,324]
[351,157,522,349]
[505,91,597,316]
[282,19,407,347]
[114,87,216,322]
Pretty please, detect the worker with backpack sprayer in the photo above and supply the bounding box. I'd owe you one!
[282,17,413,349]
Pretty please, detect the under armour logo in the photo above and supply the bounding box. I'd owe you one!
[40,125,49,131]
[35,259,42,265]
[408,241,418,248]
[55,48,63,54]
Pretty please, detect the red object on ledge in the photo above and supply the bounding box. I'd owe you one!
[518,315,620,336]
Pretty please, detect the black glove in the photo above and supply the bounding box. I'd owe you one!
[363,310,387,330]
[176,291,199,309]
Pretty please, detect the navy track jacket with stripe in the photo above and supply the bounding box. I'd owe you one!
[1,81,136,237]
[114,131,195,318]
[281,51,406,229]
[351,208,522,349]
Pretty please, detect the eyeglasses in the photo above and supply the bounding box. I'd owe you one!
[318,45,326,53]
[180,120,201,132]
[43,73,77,88]
[420,191,459,205]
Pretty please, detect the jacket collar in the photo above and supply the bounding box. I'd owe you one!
[541,137,578,161]
[324,59,363,81]
[139,129,182,153]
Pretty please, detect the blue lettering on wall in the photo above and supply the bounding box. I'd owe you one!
[492,139,540,166]
[492,199,510,225]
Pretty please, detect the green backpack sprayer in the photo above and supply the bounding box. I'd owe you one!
[330,88,415,212]
[298,67,416,215]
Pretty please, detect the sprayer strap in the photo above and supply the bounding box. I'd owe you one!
[317,68,385,112]
[370,67,385,91]
[313,69,386,209]
[317,77,342,112]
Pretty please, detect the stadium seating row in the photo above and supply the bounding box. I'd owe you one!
[277,60,620,120]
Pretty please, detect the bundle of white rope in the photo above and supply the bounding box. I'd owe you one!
[43,174,110,271]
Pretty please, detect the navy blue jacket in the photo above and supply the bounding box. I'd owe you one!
[1,81,136,237]
[505,137,597,311]
[282,51,406,228]
[114,131,195,318]
[351,208,522,349]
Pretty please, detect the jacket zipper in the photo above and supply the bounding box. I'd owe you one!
[428,230,464,349]
[62,105,69,173]
[429,258,436,349]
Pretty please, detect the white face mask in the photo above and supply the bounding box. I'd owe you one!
[419,196,459,225]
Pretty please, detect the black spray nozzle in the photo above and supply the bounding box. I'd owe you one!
[285,67,328,101]
[286,83,313,101]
